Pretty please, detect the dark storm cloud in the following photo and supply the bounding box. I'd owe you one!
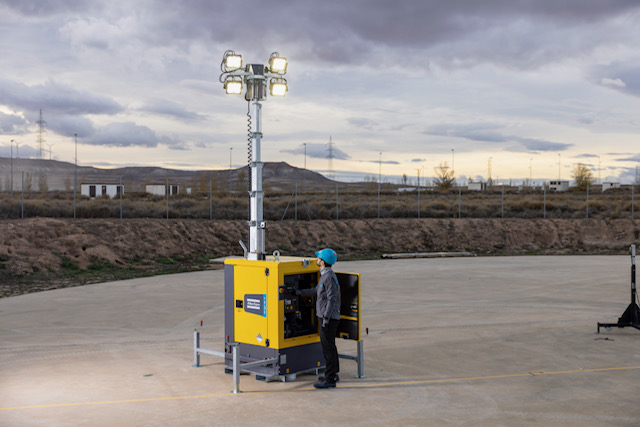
[282,143,350,160]
[425,123,572,152]
[106,0,629,71]
[88,122,158,147]
[0,78,123,116]
[138,99,207,121]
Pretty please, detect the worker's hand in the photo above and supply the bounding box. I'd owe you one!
[322,318,328,328]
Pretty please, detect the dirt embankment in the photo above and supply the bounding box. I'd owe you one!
[2,218,640,278]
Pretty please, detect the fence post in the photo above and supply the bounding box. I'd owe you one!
[21,171,24,219]
[632,185,635,220]
[417,181,420,219]
[336,183,339,219]
[232,343,240,394]
[210,180,213,220]
[166,178,169,219]
[193,329,201,367]
[543,184,546,219]
[586,184,589,219]
[120,176,123,219]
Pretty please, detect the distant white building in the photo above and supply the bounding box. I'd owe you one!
[81,183,123,199]
[548,180,570,192]
[468,182,487,191]
[602,182,621,192]
[146,184,180,196]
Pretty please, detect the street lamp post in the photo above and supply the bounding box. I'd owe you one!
[417,168,421,218]
[451,148,455,178]
[229,147,233,193]
[378,152,382,219]
[10,139,14,195]
[220,50,288,260]
[74,133,77,219]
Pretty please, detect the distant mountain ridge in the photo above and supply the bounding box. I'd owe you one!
[0,158,337,192]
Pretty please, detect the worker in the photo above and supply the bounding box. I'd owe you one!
[298,248,341,389]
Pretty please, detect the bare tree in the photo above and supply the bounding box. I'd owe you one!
[572,163,594,190]
[433,161,455,190]
[38,172,48,192]
[24,172,33,192]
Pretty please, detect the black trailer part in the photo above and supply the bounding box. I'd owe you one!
[598,244,640,333]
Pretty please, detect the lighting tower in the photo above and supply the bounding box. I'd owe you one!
[219,50,288,260]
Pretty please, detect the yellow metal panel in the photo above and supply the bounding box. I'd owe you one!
[233,263,269,347]
[225,256,322,349]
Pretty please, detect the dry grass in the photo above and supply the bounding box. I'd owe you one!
[0,187,637,220]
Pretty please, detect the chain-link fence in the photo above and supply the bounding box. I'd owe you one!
[1,181,638,221]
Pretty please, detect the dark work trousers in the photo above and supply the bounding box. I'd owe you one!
[319,317,340,382]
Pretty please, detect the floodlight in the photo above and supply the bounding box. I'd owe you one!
[269,56,287,74]
[270,81,287,96]
[225,80,243,95]
[225,54,243,70]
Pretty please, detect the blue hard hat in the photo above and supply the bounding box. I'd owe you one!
[315,248,337,265]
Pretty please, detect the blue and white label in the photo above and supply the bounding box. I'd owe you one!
[244,294,267,317]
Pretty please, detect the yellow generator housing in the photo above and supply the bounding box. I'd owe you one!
[224,256,360,380]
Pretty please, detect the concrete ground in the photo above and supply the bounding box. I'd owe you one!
[1,256,639,426]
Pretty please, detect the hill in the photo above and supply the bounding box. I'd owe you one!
[0,158,340,193]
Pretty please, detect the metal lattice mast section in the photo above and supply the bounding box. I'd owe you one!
[36,109,46,160]
[248,96,265,260]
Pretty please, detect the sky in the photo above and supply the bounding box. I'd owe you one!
[1,0,640,185]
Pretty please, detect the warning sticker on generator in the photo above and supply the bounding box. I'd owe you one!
[244,294,267,317]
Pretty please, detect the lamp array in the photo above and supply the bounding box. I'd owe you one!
[219,50,288,98]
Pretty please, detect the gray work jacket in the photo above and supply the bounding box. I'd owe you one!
[300,267,341,321]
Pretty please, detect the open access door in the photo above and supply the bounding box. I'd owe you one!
[336,272,361,341]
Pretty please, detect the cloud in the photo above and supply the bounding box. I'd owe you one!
[281,143,350,160]
[0,78,123,116]
[179,79,218,94]
[592,62,640,98]
[138,99,207,121]
[614,154,640,162]
[87,122,158,147]
[370,159,400,165]
[348,117,376,131]
[601,77,626,88]
[0,0,93,16]
[0,112,27,133]
[517,138,572,152]
[425,122,573,152]
[46,115,96,138]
